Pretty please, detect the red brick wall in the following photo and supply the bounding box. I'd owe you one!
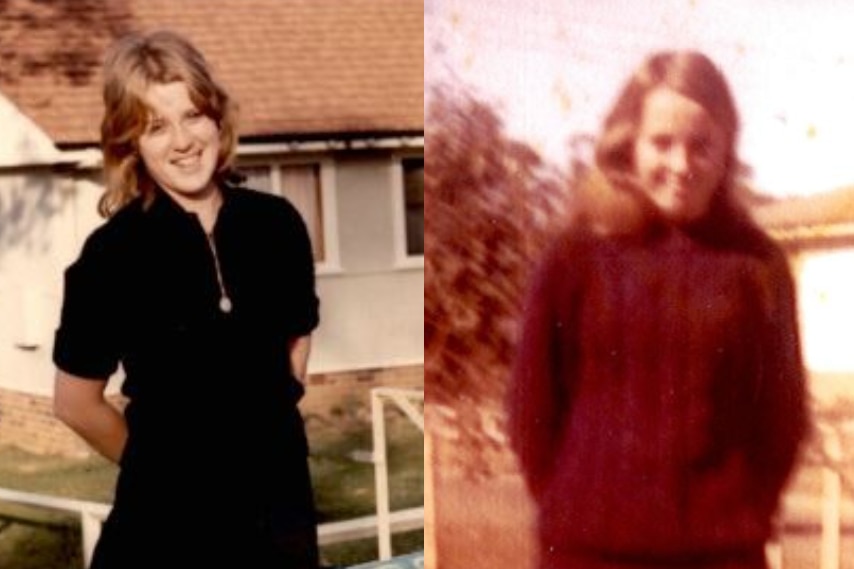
[0,388,94,456]
[303,364,424,417]
[0,364,423,457]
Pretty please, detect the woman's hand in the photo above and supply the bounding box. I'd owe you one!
[54,370,128,464]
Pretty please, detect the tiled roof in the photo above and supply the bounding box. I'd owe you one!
[0,0,424,146]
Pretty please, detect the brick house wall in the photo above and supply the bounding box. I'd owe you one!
[0,364,423,457]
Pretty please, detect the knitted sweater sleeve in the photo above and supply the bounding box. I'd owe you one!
[507,236,580,499]
[750,249,809,513]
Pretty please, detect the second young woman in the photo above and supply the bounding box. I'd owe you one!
[508,51,808,569]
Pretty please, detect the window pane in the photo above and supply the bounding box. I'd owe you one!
[280,164,325,262]
[238,162,324,262]
[403,157,424,256]
[239,165,273,193]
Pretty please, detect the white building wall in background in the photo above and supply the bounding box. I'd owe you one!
[0,152,424,395]
[799,249,854,374]
[0,93,62,167]
[0,174,104,396]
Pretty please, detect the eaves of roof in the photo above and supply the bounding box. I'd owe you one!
[0,0,424,146]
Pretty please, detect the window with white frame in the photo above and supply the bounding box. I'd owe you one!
[401,157,424,257]
[239,160,336,266]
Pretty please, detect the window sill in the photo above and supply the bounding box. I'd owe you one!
[316,262,345,276]
[394,256,424,270]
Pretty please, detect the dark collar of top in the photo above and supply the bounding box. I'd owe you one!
[143,184,237,239]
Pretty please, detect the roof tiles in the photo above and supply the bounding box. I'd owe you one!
[0,0,424,145]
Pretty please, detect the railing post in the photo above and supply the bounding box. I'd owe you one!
[80,510,102,568]
[821,427,842,569]
[425,429,436,569]
[765,530,783,569]
[372,390,392,560]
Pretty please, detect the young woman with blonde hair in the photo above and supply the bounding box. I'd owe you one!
[53,30,321,568]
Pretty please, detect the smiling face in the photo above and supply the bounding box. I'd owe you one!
[137,81,221,205]
[633,87,728,224]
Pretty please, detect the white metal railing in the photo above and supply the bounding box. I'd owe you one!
[0,486,109,567]
[0,487,423,568]
[318,507,424,546]
[766,420,851,569]
[0,387,426,568]
[371,387,425,561]
[819,424,843,569]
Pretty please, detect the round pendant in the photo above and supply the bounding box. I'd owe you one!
[219,296,233,313]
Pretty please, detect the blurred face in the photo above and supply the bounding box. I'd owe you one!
[633,87,728,224]
[137,81,220,203]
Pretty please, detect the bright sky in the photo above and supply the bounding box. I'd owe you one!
[427,0,854,198]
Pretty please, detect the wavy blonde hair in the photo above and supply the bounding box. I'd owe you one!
[577,51,741,234]
[98,30,240,217]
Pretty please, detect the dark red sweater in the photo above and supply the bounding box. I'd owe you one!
[508,219,807,560]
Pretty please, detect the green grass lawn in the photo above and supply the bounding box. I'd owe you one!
[0,404,424,568]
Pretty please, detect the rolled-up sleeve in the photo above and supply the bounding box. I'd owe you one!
[280,203,319,338]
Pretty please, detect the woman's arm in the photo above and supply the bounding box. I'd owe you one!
[750,253,809,510]
[288,335,312,383]
[53,370,127,464]
[507,240,576,499]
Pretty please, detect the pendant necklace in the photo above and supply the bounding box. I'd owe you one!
[206,232,232,313]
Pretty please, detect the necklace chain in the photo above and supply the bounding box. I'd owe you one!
[206,232,232,313]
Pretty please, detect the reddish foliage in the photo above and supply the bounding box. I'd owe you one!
[425,86,573,471]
